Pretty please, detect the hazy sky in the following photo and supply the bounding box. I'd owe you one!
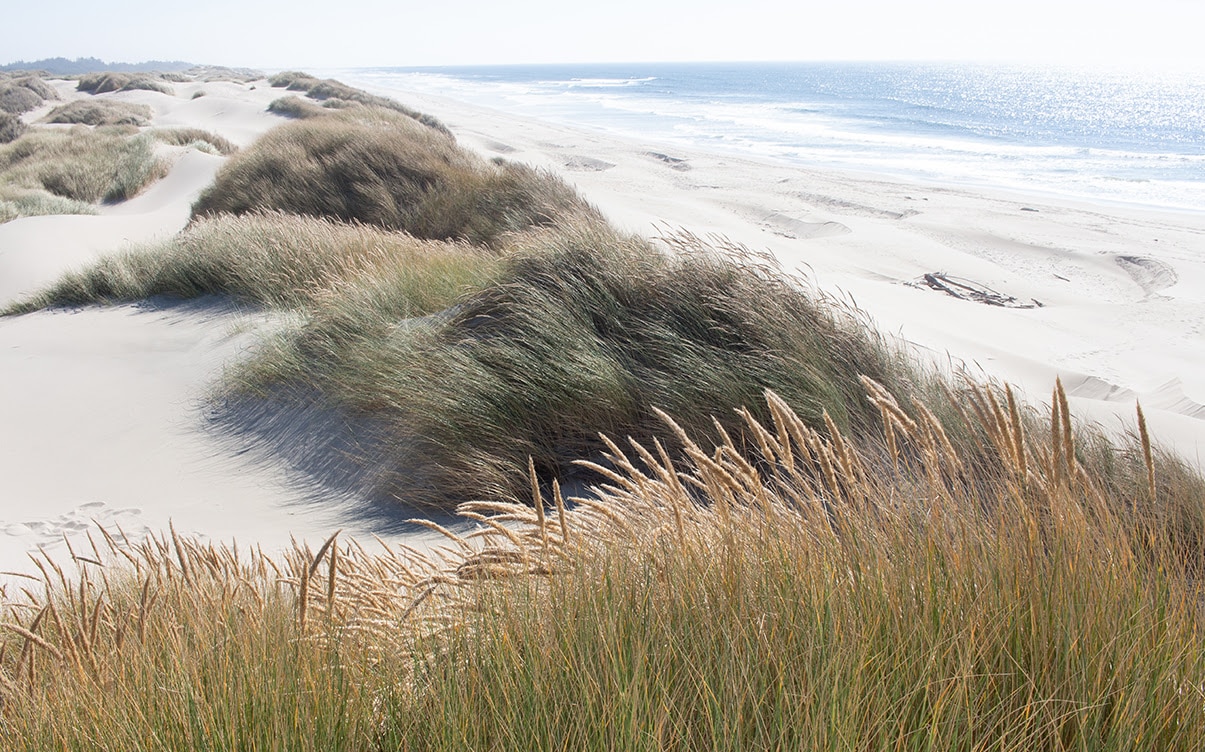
[3,0,1204,69]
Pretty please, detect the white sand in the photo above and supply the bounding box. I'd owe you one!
[2,75,1202,579]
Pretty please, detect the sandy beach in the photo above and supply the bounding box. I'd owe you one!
[2,74,1203,577]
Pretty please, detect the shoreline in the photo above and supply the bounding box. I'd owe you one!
[331,65,1205,218]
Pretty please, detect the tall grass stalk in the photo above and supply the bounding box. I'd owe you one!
[3,385,1202,749]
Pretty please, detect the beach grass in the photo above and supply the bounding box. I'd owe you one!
[2,387,1202,749]
[0,188,97,223]
[0,74,57,118]
[75,71,174,96]
[267,94,328,119]
[4,211,501,312]
[191,108,596,247]
[0,126,169,213]
[268,70,320,90]
[151,126,238,155]
[0,85,42,116]
[41,99,154,127]
[267,73,451,136]
[222,222,909,507]
[0,112,25,144]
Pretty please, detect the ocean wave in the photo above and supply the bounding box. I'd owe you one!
[342,64,1205,213]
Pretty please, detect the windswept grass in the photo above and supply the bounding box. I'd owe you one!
[151,127,238,155]
[0,126,169,208]
[2,386,1203,749]
[268,70,319,90]
[0,188,97,223]
[41,99,153,126]
[266,72,451,136]
[220,223,909,507]
[0,86,41,116]
[3,72,1202,748]
[192,108,595,247]
[0,74,57,116]
[4,211,502,313]
[0,112,24,144]
[0,74,57,105]
[76,71,174,96]
[267,94,327,119]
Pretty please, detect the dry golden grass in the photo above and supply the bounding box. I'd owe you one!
[3,379,1202,749]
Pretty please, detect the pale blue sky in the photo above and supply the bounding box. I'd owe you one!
[3,0,1203,69]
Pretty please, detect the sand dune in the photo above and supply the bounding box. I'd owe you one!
[3,74,1204,577]
[374,80,1203,463]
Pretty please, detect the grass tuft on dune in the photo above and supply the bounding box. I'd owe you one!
[0,126,169,213]
[75,71,174,96]
[192,107,596,247]
[0,112,25,144]
[151,126,238,155]
[0,74,57,116]
[4,211,500,313]
[267,72,451,136]
[226,222,908,507]
[42,99,154,127]
[267,94,327,119]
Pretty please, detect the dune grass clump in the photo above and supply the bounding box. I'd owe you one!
[191,109,595,248]
[0,84,42,115]
[1,75,57,104]
[0,188,97,223]
[4,211,503,314]
[222,223,908,507]
[0,112,25,144]
[382,387,1205,750]
[42,99,153,127]
[265,72,451,136]
[76,71,174,96]
[152,127,237,155]
[0,527,442,750]
[0,74,57,117]
[2,386,1203,749]
[267,94,327,119]
[0,126,169,208]
[268,70,320,90]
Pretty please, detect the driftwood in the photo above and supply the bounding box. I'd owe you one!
[918,272,1041,309]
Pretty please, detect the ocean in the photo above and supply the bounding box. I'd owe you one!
[338,62,1205,213]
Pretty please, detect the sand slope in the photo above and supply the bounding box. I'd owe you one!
[0,80,445,578]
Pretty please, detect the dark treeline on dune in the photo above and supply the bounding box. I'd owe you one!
[0,57,194,75]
